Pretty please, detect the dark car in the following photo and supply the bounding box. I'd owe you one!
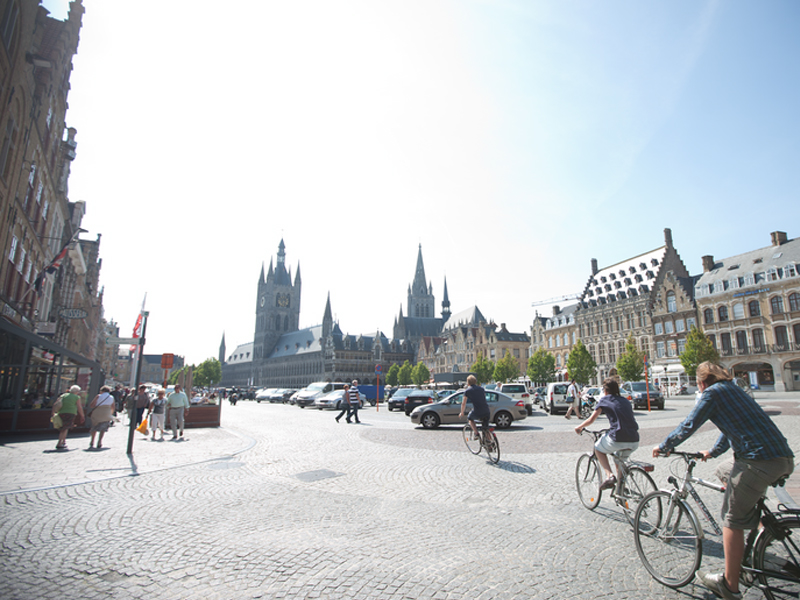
[621,381,664,410]
[402,389,437,416]
[388,388,415,411]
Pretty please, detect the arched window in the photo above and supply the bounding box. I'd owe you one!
[608,343,616,364]
[789,292,800,312]
[794,324,800,347]
[735,331,748,354]
[753,329,765,352]
[733,302,745,319]
[704,308,714,324]
[718,306,729,322]
[748,300,761,317]
[771,296,785,315]
[1,2,20,52]
[597,344,606,364]
[775,326,789,350]
[666,291,677,313]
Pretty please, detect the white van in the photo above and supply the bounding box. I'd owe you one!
[543,382,570,415]
[294,382,347,408]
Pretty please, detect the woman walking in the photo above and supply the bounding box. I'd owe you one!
[87,385,115,449]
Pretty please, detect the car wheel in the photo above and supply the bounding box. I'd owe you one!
[420,412,440,429]
[494,410,512,429]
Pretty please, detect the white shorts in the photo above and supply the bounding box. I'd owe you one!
[150,412,165,430]
[595,433,638,458]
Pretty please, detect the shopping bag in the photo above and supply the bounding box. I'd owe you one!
[136,416,149,435]
[51,414,63,429]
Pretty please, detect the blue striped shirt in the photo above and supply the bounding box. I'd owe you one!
[659,380,793,461]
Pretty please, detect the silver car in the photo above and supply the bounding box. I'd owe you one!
[409,390,527,429]
[315,389,365,410]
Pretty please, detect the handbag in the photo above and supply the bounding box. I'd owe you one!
[136,415,149,435]
[51,413,63,429]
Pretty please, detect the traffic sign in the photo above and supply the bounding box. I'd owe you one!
[107,337,140,345]
[375,364,382,374]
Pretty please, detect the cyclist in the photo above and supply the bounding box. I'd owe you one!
[459,375,489,440]
[653,361,794,600]
[574,377,640,490]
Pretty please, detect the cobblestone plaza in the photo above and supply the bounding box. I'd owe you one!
[2,395,799,599]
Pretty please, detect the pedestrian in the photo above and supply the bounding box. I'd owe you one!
[111,384,123,414]
[148,389,167,441]
[166,384,190,440]
[51,384,85,451]
[134,384,149,425]
[574,378,639,490]
[87,385,115,450]
[564,378,581,420]
[335,384,350,423]
[654,361,794,600]
[347,380,361,424]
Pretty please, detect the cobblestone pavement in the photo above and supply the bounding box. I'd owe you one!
[1,393,799,599]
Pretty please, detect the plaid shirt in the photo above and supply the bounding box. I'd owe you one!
[659,380,793,460]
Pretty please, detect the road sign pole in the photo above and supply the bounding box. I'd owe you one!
[127,312,148,455]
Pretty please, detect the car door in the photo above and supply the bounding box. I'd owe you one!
[441,392,466,424]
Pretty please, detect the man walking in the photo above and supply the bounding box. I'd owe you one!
[347,380,361,424]
[166,384,190,440]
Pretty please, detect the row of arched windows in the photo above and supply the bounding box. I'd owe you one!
[703,293,800,324]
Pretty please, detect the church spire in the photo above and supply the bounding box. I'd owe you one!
[442,276,451,320]
[322,292,333,338]
[412,244,427,295]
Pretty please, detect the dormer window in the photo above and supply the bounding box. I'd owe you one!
[728,264,740,270]
[785,264,797,278]
[609,273,616,281]
[640,263,647,270]
[601,276,607,283]
[619,270,626,278]
[614,281,621,289]
[604,284,612,292]
[629,266,636,274]
[634,274,643,283]
[714,280,725,293]
[766,267,780,282]
[624,277,632,286]
[595,287,602,295]
[646,270,654,279]
[651,258,659,266]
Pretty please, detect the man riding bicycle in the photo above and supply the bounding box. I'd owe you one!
[574,378,640,491]
[460,375,489,439]
[653,361,794,600]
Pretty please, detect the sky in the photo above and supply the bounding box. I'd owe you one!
[40,0,800,366]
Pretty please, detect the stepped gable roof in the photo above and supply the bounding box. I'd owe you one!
[581,246,666,305]
[443,306,486,331]
[227,343,254,364]
[268,326,322,358]
[543,303,579,329]
[694,235,800,288]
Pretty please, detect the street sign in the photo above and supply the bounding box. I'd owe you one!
[107,337,140,345]
[375,364,382,374]
[59,308,88,320]
[161,353,174,369]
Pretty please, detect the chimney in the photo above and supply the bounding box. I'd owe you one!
[664,228,673,249]
[552,305,561,316]
[771,231,788,247]
[701,255,715,272]
[500,323,508,332]
[591,259,598,275]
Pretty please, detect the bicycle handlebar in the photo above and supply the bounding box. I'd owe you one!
[655,450,705,460]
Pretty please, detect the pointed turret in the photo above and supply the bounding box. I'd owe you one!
[259,263,265,284]
[219,332,226,363]
[294,262,301,285]
[442,277,451,321]
[322,292,333,338]
[412,244,427,295]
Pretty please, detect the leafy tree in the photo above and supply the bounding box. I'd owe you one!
[527,347,556,385]
[493,350,520,383]
[194,358,222,387]
[680,325,720,378]
[616,335,645,382]
[398,360,413,386]
[411,362,431,386]
[566,340,597,385]
[386,363,400,387]
[470,355,495,385]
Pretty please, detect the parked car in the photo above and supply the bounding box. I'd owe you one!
[543,382,570,415]
[532,386,546,406]
[621,381,664,410]
[402,389,437,416]
[499,383,533,415]
[255,388,278,403]
[315,389,366,410]
[294,382,347,408]
[387,387,415,411]
[581,387,602,402]
[409,390,527,429]
[267,388,293,403]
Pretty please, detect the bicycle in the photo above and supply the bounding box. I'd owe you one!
[575,428,657,524]
[633,451,800,599]
[462,419,500,464]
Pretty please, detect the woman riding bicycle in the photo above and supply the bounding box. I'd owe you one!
[653,361,794,600]
[460,375,489,438]
[574,378,640,491]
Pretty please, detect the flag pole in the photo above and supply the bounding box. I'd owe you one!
[127,310,148,455]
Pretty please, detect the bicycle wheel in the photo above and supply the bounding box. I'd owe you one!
[753,516,800,600]
[618,467,658,525]
[633,491,702,588]
[484,430,500,464]
[463,424,481,455]
[575,453,602,510]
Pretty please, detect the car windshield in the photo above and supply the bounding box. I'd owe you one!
[502,385,525,393]
[630,382,658,393]
[307,383,326,392]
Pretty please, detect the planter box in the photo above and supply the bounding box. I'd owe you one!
[185,404,221,428]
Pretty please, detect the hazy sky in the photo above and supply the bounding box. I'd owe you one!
[41,0,800,366]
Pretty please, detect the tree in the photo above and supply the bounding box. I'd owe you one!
[527,347,556,385]
[168,366,186,385]
[386,363,400,387]
[411,362,431,386]
[680,325,720,378]
[194,358,222,387]
[470,355,495,385]
[566,340,597,385]
[616,335,645,382]
[493,350,520,383]
[398,360,413,386]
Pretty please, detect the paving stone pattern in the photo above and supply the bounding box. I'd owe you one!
[1,394,799,599]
